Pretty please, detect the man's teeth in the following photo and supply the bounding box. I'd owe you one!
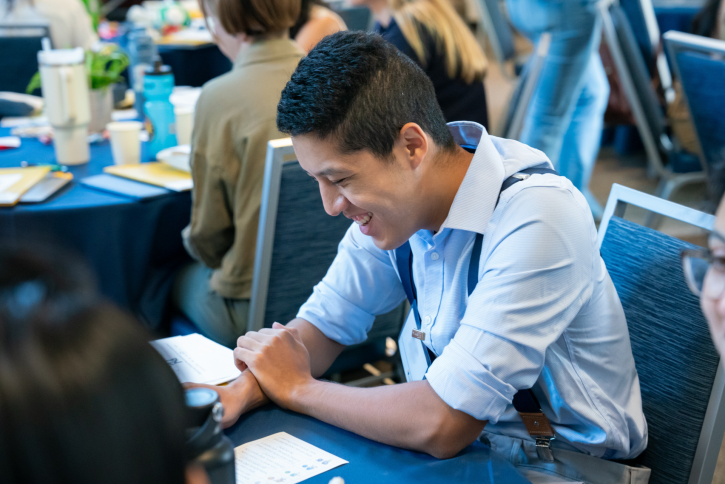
[355,213,373,226]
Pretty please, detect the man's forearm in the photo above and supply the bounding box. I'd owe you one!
[288,379,487,459]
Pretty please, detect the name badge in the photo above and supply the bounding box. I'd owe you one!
[398,309,432,382]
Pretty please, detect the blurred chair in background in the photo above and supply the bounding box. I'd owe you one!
[664,31,725,211]
[0,25,49,94]
[599,0,705,227]
[505,0,609,219]
[598,184,724,484]
[249,140,406,384]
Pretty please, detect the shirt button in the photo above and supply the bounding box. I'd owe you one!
[424,316,432,325]
[430,252,440,261]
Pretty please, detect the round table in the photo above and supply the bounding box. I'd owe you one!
[0,128,191,328]
[226,404,531,484]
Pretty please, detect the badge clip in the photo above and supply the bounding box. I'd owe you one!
[412,329,426,341]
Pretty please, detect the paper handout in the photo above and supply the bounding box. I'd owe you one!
[150,333,241,385]
[234,432,348,484]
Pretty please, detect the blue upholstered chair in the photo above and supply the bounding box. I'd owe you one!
[250,139,406,381]
[598,0,704,213]
[0,26,50,94]
[664,31,725,207]
[597,184,724,484]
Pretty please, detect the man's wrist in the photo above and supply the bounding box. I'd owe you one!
[231,370,269,414]
[287,378,325,413]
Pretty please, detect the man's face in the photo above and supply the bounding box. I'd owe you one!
[702,198,725,355]
[292,132,427,251]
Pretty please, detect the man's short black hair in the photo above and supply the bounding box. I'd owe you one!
[277,31,456,159]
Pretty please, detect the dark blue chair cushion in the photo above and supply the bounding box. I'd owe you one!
[675,50,725,173]
[0,36,44,94]
[336,7,372,32]
[601,216,719,484]
[264,162,405,367]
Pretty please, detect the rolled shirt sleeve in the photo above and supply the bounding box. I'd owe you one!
[425,185,595,423]
[298,223,407,346]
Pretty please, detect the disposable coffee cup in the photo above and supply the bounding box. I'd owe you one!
[107,121,142,165]
[174,106,194,146]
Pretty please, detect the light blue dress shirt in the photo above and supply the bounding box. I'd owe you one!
[298,122,648,459]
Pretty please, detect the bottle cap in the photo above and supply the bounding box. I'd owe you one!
[145,57,172,76]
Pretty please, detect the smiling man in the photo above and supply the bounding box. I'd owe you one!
[207,31,649,483]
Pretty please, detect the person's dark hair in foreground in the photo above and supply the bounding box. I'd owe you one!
[0,246,188,484]
[277,30,457,159]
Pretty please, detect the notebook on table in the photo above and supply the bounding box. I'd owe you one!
[104,162,193,192]
[0,166,51,207]
[81,174,172,200]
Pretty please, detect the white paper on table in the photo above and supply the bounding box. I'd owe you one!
[0,116,48,128]
[234,432,348,484]
[0,173,22,193]
[164,179,193,191]
[0,136,21,148]
[150,333,241,385]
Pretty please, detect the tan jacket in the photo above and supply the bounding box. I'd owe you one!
[183,38,304,299]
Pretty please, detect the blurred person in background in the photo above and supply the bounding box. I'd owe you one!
[0,0,97,49]
[353,0,489,128]
[172,0,304,347]
[0,246,207,484]
[505,0,609,220]
[291,0,347,53]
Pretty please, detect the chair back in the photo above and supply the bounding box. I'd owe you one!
[477,0,516,67]
[598,0,689,178]
[620,0,673,98]
[336,6,372,31]
[664,32,725,176]
[0,25,50,94]
[501,33,551,140]
[597,184,724,484]
[249,139,405,354]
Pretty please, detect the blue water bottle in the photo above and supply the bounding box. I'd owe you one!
[143,58,177,160]
[127,26,157,116]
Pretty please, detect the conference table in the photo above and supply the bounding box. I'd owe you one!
[226,404,531,484]
[0,128,191,328]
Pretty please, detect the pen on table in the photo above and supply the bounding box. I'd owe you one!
[20,161,69,172]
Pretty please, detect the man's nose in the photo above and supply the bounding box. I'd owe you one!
[319,183,348,217]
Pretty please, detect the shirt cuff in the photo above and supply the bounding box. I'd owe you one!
[425,339,517,423]
[297,282,376,346]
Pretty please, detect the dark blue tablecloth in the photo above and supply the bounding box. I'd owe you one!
[0,129,191,328]
[226,405,530,484]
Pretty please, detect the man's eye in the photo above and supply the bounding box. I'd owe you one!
[333,177,348,185]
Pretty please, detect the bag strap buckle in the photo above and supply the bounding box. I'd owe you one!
[535,436,555,462]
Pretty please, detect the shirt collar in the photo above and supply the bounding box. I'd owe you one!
[233,38,305,69]
[439,121,553,235]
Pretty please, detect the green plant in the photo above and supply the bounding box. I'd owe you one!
[26,45,130,94]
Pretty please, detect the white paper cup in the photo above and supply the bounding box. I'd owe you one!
[107,121,142,165]
[174,106,194,146]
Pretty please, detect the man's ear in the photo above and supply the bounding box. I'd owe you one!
[397,123,429,169]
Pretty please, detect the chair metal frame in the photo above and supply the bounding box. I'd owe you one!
[248,138,296,332]
[597,0,705,206]
[662,30,725,176]
[597,183,723,484]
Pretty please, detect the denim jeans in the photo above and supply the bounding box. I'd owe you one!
[506,0,610,217]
